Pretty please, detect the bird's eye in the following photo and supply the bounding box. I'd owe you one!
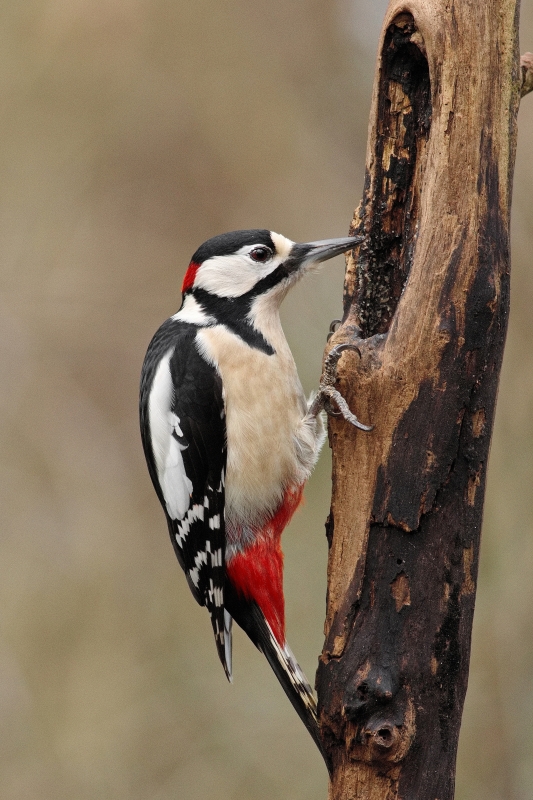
[249,247,272,263]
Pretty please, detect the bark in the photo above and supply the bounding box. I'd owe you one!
[316,2,523,798]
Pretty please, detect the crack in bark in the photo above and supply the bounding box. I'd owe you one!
[345,13,431,336]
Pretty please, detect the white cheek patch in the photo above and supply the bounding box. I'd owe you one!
[148,349,193,520]
[193,233,295,299]
[194,253,253,297]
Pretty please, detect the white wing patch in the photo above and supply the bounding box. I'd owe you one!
[148,349,193,521]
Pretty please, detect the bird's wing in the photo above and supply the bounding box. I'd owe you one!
[140,319,230,677]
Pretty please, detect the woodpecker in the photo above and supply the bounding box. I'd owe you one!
[139,229,369,765]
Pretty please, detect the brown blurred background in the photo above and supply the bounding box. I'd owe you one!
[0,2,531,798]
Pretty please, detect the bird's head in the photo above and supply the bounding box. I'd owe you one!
[181,229,362,304]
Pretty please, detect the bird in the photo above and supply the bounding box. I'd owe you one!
[139,229,370,766]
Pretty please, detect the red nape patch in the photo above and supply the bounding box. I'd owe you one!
[181,261,200,293]
[226,485,304,646]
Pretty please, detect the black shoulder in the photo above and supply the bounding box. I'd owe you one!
[140,318,196,410]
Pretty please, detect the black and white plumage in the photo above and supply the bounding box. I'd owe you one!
[139,229,362,766]
[140,319,230,672]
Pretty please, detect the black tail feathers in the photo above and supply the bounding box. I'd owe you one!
[223,596,330,772]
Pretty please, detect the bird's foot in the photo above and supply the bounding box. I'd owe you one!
[308,343,373,431]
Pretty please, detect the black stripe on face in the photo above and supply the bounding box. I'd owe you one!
[192,288,275,355]
[189,234,313,355]
[191,245,316,355]
[191,230,275,265]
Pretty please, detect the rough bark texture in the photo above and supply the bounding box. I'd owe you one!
[316,2,522,799]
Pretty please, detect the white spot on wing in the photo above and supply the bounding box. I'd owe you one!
[169,412,183,437]
[189,567,199,587]
[207,579,223,608]
[175,502,204,548]
[175,517,189,545]
[189,549,208,588]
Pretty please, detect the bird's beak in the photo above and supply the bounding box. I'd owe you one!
[288,235,364,270]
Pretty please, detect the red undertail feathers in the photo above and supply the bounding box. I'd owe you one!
[226,484,304,645]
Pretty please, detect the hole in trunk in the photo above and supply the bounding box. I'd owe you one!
[347,13,432,336]
[377,727,393,742]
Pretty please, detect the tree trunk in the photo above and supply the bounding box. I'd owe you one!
[316,2,522,798]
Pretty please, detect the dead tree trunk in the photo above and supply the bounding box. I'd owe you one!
[316,2,523,798]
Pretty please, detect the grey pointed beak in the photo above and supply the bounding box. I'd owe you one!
[289,235,364,268]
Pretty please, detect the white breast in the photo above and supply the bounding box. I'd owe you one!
[196,304,325,528]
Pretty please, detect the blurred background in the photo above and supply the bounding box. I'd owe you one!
[0,1,531,798]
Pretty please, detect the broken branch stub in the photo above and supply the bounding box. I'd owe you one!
[520,52,533,96]
[317,2,521,799]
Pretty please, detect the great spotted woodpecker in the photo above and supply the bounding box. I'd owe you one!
[139,229,369,764]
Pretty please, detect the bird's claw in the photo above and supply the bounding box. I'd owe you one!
[320,385,373,431]
[327,319,342,342]
[309,342,373,431]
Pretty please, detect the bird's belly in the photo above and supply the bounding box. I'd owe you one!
[196,326,324,528]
